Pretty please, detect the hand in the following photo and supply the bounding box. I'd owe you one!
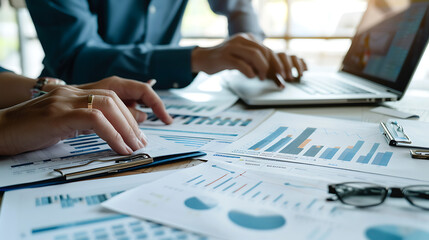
[0,86,149,155]
[68,76,173,125]
[191,33,308,88]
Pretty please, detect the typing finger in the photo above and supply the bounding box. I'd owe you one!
[228,56,257,79]
[277,53,295,82]
[291,55,303,81]
[230,45,269,80]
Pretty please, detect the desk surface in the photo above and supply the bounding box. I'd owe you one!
[1,76,428,211]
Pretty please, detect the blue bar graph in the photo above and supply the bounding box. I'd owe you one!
[280,128,316,155]
[183,116,199,125]
[63,136,100,144]
[223,182,236,191]
[273,194,284,203]
[240,119,252,126]
[35,191,123,209]
[207,117,221,125]
[265,136,293,152]
[159,135,211,148]
[338,140,364,161]
[186,175,203,183]
[371,152,393,166]
[252,191,261,198]
[229,119,241,126]
[303,145,324,157]
[194,106,206,113]
[242,181,263,196]
[249,127,288,150]
[320,147,340,159]
[145,112,252,128]
[74,142,107,149]
[357,143,380,164]
[213,177,233,189]
[218,118,231,126]
[196,117,209,124]
[195,180,205,185]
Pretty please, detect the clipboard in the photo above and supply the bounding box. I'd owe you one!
[380,121,412,146]
[0,151,206,191]
[53,153,154,180]
[380,119,429,148]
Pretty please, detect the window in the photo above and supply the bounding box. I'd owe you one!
[181,0,369,68]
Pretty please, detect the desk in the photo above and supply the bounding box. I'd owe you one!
[1,76,428,238]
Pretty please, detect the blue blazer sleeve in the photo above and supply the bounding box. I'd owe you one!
[0,66,11,73]
[208,0,265,40]
[25,0,194,89]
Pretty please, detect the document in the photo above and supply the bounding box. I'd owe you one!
[140,105,274,141]
[139,71,239,117]
[200,152,427,187]
[103,161,429,240]
[222,112,429,181]
[0,134,201,190]
[0,171,210,240]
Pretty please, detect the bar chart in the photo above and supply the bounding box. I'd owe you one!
[9,135,115,175]
[145,113,253,127]
[243,126,393,167]
[138,90,238,117]
[62,134,110,155]
[140,108,273,141]
[182,164,335,216]
[35,191,123,209]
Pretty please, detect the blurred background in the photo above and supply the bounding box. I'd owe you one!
[0,0,427,79]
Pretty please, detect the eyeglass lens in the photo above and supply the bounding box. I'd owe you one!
[335,183,387,207]
[403,186,429,209]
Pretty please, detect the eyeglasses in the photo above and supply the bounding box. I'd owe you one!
[327,182,429,210]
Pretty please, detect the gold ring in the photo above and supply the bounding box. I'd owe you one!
[87,94,94,109]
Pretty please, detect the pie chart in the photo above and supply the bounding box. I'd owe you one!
[184,196,218,210]
[228,209,286,230]
[366,225,429,240]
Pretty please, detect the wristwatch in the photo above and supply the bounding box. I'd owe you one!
[31,77,66,98]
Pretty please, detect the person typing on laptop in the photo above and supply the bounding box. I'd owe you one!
[26,0,307,89]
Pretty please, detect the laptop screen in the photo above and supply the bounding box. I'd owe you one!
[341,0,429,93]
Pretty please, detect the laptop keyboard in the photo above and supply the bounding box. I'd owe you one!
[294,78,372,95]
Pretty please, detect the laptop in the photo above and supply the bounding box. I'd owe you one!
[227,0,429,106]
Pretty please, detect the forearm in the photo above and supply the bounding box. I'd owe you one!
[0,72,36,108]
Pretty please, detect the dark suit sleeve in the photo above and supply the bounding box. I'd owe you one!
[208,0,265,40]
[25,0,194,89]
[0,66,12,73]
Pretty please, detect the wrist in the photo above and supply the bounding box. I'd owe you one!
[31,77,66,98]
[0,109,13,155]
[191,46,209,73]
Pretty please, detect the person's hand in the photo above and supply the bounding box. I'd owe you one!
[45,76,173,125]
[191,33,307,88]
[0,86,149,156]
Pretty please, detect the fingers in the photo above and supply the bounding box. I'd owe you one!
[301,59,308,71]
[278,53,295,82]
[229,57,257,79]
[291,55,304,79]
[64,109,134,155]
[78,76,172,125]
[108,77,173,125]
[128,107,148,123]
[230,45,269,80]
[134,82,173,125]
[80,90,147,150]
